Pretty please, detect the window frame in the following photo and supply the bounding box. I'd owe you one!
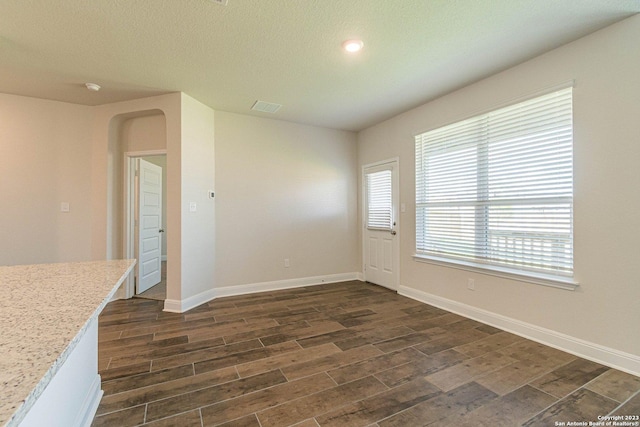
[365,168,394,231]
[413,85,579,291]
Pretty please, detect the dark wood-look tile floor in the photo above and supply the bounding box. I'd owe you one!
[92,281,640,426]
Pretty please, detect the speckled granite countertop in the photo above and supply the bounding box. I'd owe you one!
[0,259,136,427]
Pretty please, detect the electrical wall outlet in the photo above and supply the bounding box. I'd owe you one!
[284,258,290,268]
[467,278,475,290]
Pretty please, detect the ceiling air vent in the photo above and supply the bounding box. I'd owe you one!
[251,100,282,114]
[208,0,228,5]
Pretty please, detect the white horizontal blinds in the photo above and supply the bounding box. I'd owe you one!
[415,87,573,277]
[416,116,483,260]
[366,169,393,230]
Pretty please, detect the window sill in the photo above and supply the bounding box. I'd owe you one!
[412,254,579,291]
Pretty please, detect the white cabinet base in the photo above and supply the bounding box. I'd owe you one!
[18,318,102,427]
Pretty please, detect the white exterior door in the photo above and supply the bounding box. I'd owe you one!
[137,159,163,294]
[363,160,399,290]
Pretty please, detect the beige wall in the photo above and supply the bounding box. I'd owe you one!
[214,111,359,287]
[91,93,183,300]
[0,92,359,305]
[0,94,93,265]
[122,114,167,153]
[357,15,640,357]
[105,113,167,261]
[179,94,216,300]
[121,112,168,259]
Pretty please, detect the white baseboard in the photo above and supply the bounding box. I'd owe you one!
[163,272,361,313]
[110,284,125,302]
[77,375,103,427]
[399,285,640,377]
[164,286,217,313]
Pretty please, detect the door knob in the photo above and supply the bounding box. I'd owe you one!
[159,229,165,233]
[390,230,397,235]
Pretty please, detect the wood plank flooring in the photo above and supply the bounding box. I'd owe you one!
[92,281,640,426]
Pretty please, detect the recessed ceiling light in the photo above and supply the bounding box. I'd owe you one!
[85,82,101,92]
[342,39,364,53]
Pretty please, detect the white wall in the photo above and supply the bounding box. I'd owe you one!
[358,15,640,359]
[214,111,359,287]
[0,94,93,265]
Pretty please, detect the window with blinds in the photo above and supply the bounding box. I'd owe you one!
[366,169,393,230]
[415,87,574,279]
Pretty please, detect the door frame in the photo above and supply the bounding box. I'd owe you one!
[362,157,400,290]
[123,149,167,298]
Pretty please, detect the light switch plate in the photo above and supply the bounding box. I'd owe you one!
[60,202,70,213]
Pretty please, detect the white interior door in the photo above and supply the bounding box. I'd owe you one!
[364,160,399,290]
[137,159,163,294]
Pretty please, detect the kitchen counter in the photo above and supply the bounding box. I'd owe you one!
[0,259,136,427]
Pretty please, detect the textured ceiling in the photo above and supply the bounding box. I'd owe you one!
[0,0,637,131]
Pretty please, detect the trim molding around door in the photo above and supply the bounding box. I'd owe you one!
[361,157,400,290]
[123,149,167,299]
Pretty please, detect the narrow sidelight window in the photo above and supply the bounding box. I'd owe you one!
[366,169,393,230]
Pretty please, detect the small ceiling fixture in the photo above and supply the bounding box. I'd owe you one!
[85,82,101,92]
[251,100,282,114]
[342,39,364,53]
